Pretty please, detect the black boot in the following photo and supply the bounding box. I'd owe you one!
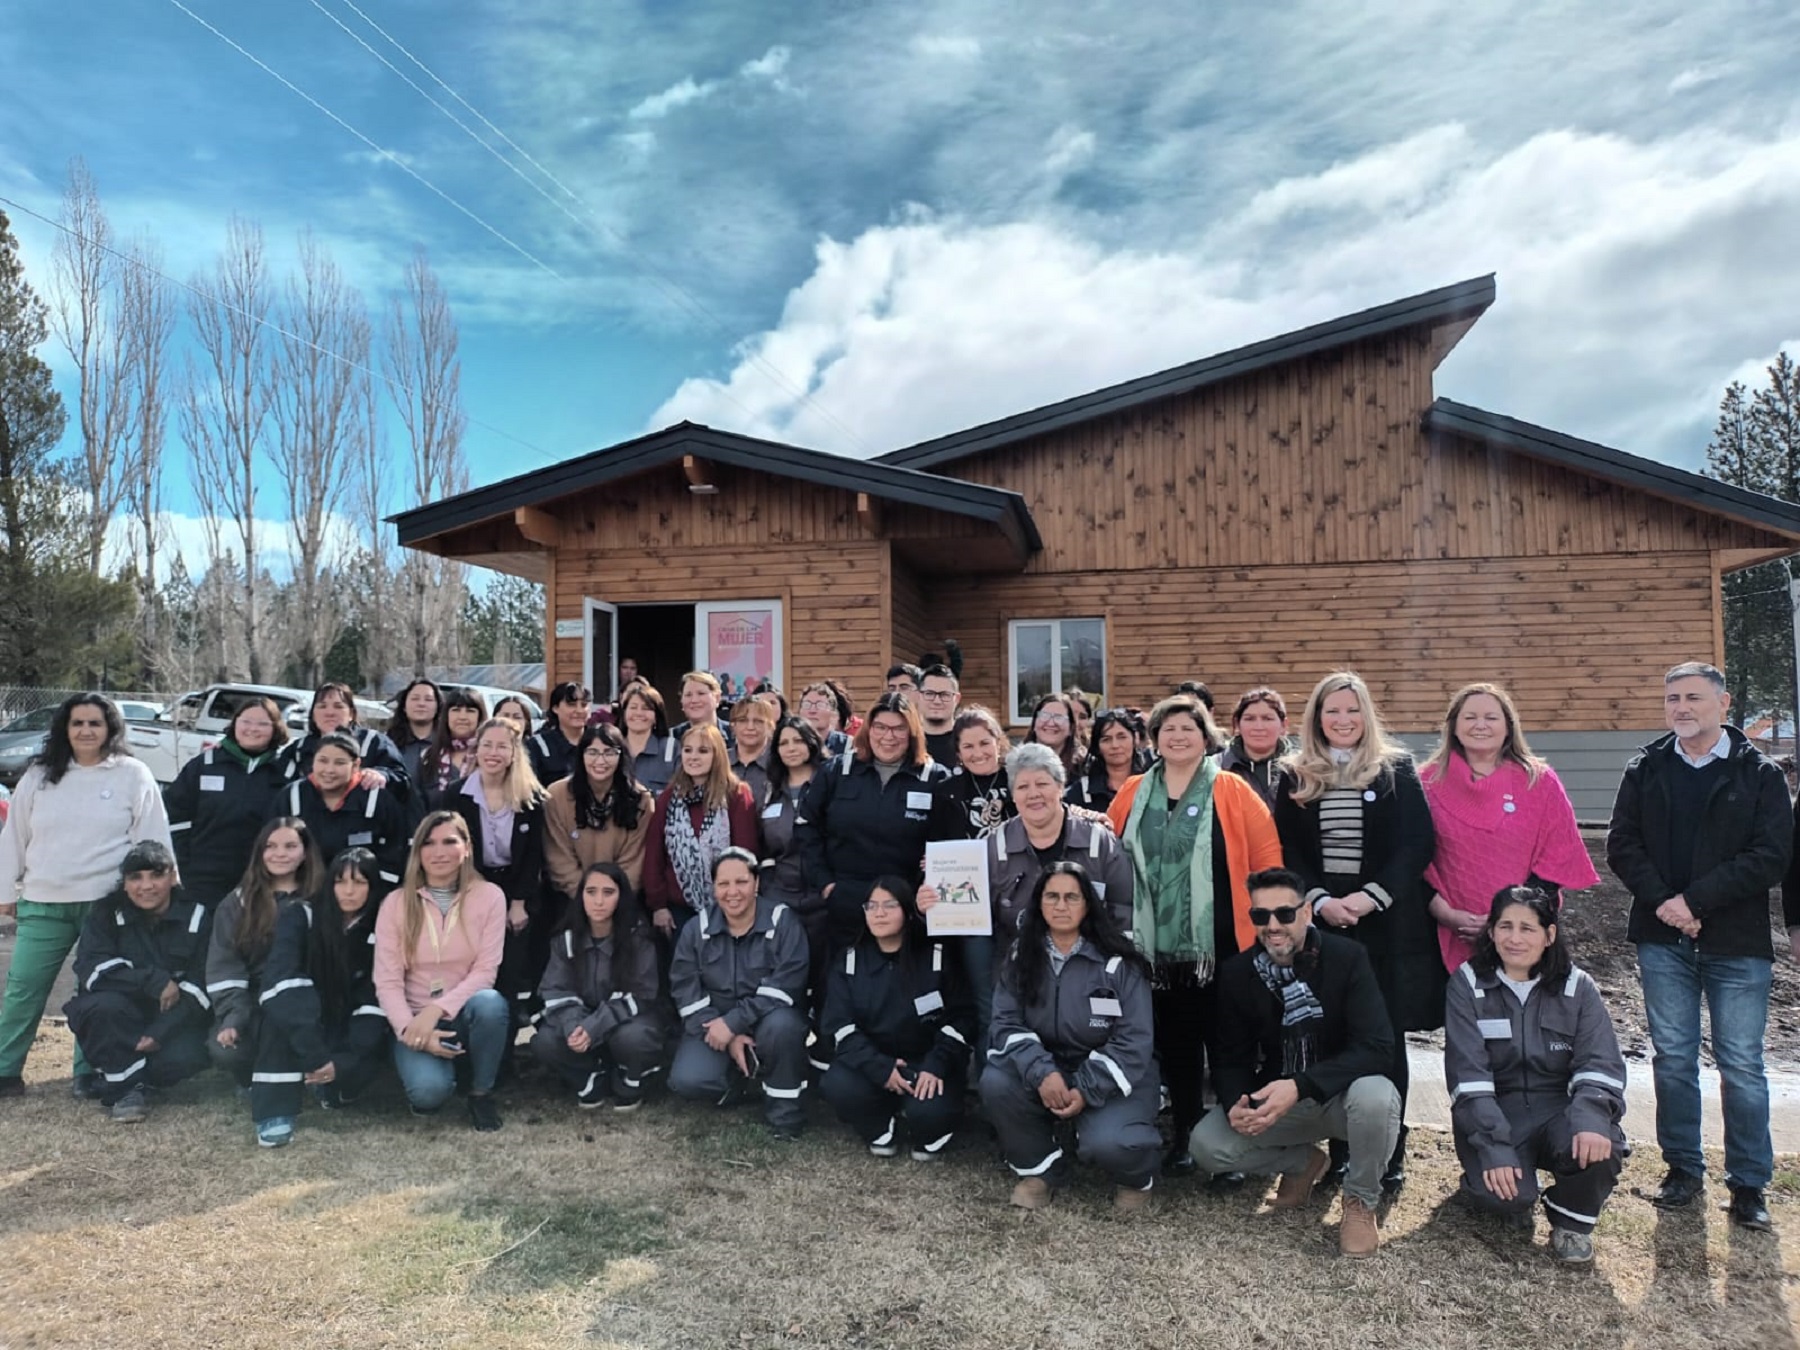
[1382,1126,1408,1193]
[1317,1137,1349,1190]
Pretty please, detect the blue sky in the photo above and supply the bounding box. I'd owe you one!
[4,0,1799,561]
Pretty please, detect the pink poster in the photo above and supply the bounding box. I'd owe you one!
[705,608,776,683]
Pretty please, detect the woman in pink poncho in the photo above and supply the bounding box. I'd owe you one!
[1418,684,1598,971]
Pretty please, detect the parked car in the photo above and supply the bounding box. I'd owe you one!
[437,683,543,722]
[118,699,163,723]
[0,700,172,787]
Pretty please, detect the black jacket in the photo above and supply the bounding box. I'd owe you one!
[1217,738,1293,811]
[796,753,953,922]
[931,766,1014,839]
[1610,726,1791,959]
[258,899,388,1071]
[435,778,548,914]
[67,889,213,1045]
[537,923,662,1043]
[163,746,290,905]
[277,728,412,801]
[821,936,975,1088]
[527,725,581,787]
[1210,927,1394,1108]
[282,778,412,891]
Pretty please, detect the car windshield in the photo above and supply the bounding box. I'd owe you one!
[2,707,56,733]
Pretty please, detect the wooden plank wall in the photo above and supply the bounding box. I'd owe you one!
[890,559,935,676]
[556,462,877,550]
[929,552,1716,733]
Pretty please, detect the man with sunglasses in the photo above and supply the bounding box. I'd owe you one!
[1188,867,1400,1257]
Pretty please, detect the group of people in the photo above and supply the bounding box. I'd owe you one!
[0,657,1788,1263]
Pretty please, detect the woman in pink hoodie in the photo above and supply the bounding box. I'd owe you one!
[374,810,509,1130]
[1419,684,1598,971]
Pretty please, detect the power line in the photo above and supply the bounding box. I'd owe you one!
[311,0,878,456]
[0,191,557,465]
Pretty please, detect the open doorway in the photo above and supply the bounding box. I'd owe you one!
[618,604,695,703]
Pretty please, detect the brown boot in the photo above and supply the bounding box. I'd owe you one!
[1339,1195,1380,1257]
[1113,1184,1152,1215]
[1270,1147,1331,1210]
[1011,1177,1053,1211]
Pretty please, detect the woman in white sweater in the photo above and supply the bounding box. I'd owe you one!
[0,695,170,1098]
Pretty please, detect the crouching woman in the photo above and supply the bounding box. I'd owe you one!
[982,862,1161,1213]
[819,877,975,1162]
[249,848,392,1147]
[530,861,667,1110]
[64,842,212,1123]
[373,811,509,1131]
[668,848,812,1139]
[1444,886,1627,1265]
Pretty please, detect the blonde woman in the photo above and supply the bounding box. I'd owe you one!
[642,723,758,931]
[1418,683,1596,972]
[373,810,508,1130]
[435,719,549,1038]
[1273,671,1438,1191]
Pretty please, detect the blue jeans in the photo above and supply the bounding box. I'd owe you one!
[1637,940,1773,1189]
[391,989,509,1111]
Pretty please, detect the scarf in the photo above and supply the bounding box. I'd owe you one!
[1122,756,1220,980]
[665,789,731,913]
[215,736,273,772]
[1253,933,1325,1076]
[433,737,476,792]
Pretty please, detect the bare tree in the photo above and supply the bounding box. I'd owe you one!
[384,249,468,675]
[118,236,176,681]
[182,216,272,681]
[352,369,398,690]
[50,159,134,576]
[270,231,368,686]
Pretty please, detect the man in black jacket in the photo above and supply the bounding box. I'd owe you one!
[1188,868,1399,1257]
[1608,661,1792,1230]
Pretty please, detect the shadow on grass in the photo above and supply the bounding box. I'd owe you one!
[454,1195,668,1296]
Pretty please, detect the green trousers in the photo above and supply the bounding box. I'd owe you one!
[0,900,92,1078]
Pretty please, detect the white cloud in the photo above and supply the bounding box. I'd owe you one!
[650,124,1800,470]
[1669,65,1730,94]
[740,46,791,81]
[629,76,720,121]
[911,34,981,60]
[1043,125,1096,176]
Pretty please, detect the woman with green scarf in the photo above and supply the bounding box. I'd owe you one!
[164,697,295,907]
[1105,694,1284,1175]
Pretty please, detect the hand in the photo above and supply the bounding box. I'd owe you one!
[1570,1131,1613,1168]
[507,900,530,934]
[653,908,676,934]
[134,1035,160,1054]
[1049,1088,1086,1119]
[916,885,941,913]
[0,902,15,919]
[402,1005,443,1052]
[911,1070,944,1101]
[361,769,389,789]
[884,1065,912,1094]
[728,1033,757,1077]
[158,980,180,1011]
[215,1027,238,1050]
[423,1027,463,1058]
[1484,1165,1523,1202]
[1037,1070,1072,1113]
[822,883,836,900]
[567,1025,592,1054]
[1339,891,1378,920]
[1240,1079,1300,1134]
[703,1018,735,1052]
[1455,910,1487,941]
[1657,895,1700,940]
[1226,1093,1262,1134]
[304,1062,337,1085]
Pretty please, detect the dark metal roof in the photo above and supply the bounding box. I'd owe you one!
[390,421,1043,555]
[876,274,1498,470]
[1425,399,1800,541]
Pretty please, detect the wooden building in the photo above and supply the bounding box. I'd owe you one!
[393,275,1800,815]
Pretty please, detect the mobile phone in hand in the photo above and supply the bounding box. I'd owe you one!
[436,1016,463,1054]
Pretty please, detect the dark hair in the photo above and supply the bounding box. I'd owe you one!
[886,662,924,685]
[859,875,933,981]
[1080,707,1150,785]
[755,686,789,719]
[492,694,536,727]
[542,682,592,734]
[388,679,444,750]
[1247,867,1308,900]
[120,839,176,876]
[570,722,644,831]
[768,716,824,792]
[226,696,293,754]
[852,692,927,768]
[555,861,650,985]
[1469,885,1571,984]
[1173,680,1215,711]
[1148,693,1226,753]
[423,687,489,783]
[1025,693,1088,779]
[1003,862,1147,1007]
[1232,687,1288,724]
[918,664,957,688]
[306,848,388,1023]
[618,681,670,737]
[233,816,325,962]
[312,730,363,764]
[36,693,129,785]
[824,679,856,726]
[307,682,363,736]
[711,845,760,881]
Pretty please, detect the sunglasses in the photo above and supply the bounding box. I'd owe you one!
[1249,905,1304,926]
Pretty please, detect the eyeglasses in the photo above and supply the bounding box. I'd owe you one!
[869,722,910,738]
[1248,905,1304,926]
[583,746,622,760]
[863,900,901,913]
[799,699,835,713]
[918,689,956,701]
[1041,894,1084,909]
[1035,713,1070,726]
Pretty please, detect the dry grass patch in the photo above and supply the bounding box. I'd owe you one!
[1,1025,1797,1349]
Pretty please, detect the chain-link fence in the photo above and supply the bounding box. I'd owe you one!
[0,688,175,729]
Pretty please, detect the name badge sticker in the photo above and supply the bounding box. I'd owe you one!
[1090,996,1123,1018]
[913,990,945,1015]
[199,775,226,792]
[1477,1018,1513,1040]
[762,803,784,819]
[906,791,933,812]
[348,831,374,847]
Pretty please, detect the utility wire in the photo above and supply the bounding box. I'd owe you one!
[310,0,877,456]
[0,191,558,464]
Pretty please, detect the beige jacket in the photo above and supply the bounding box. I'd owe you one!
[542,777,655,899]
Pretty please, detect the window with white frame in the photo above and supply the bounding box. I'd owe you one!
[1008,618,1106,724]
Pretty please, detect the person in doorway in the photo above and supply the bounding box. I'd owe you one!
[1218,689,1293,810]
[1608,660,1790,1230]
[164,697,293,909]
[0,694,170,1100]
[618,657,640,689]
[528,682,592,786]
[1188,868,1399,1258]
[917,665,961,767]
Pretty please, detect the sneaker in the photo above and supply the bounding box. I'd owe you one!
[256,1117,295,1149]
[1271,1147,1332,1210]
[1113,1183,1153,1215]
[1647,1167,1705,1209]
[767,1124,803,1143]
[70,1073,102,1101]
[1010,1177,1053,1211]
[313,1084,343,1111]
[467,1095,503,1132]
[1339,1195,1380,1258]
[576,1072,608,1110]
[110,1086,149,1124]
[0,1075,24,1098]
[611,1097,643,1114]
[1548,1227,1594,1265]
[911,1145,947,1163]
[868,1140,900,1158]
